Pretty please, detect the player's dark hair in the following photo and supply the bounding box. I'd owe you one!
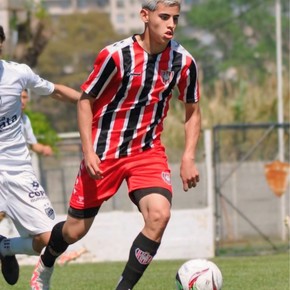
[0,26,6,43]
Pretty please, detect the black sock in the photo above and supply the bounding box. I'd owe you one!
[41,221,69,267]
[115,232,160,290]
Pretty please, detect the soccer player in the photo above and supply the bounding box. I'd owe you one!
[21,89,54,156]
[31,0,201,289]
[0,25,80,286]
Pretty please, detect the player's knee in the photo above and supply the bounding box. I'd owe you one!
[63,228,87,244]
[147,208,171,229]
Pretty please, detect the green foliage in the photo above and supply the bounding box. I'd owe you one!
[25,110,59,150]
[23,0,47,19]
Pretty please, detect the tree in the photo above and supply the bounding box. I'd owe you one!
[173,0,289,126]
[33,12,123,132]
[25,110,59,151]
[11,0,52,67]
[179,0,289,84]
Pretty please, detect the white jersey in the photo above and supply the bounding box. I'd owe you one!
[22,113,37,145]
[0,60,54,171]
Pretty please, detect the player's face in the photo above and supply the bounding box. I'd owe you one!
[21,91,29,110]
[143,4,180,47]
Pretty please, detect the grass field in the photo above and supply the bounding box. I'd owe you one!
[0,252,289,290]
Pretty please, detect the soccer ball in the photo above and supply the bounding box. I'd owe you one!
[175,259,223,290]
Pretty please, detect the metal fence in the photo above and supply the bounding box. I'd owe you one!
[213,123,290,254]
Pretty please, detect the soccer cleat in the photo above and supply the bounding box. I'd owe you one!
[30,258,54,290]
[0,235,19,285]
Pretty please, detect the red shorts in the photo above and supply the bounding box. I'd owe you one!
[70,146,172,211]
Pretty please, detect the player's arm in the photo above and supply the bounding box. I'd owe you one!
[50,84,81,104]
[78,92,103,179]
[180,102,201,192]
[30,143,53,156]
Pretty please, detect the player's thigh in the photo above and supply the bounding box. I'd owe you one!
[4,170,55,237]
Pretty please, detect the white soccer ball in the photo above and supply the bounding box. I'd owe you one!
[175,259,223,290]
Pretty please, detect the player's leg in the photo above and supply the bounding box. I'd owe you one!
[1,173,55,254]
[0,232,51,257]
[43,212,97,266]
[116,149,172,290]
[30,213,97,290]
[116,192,171,290]
[138,193,171,241]
[0,170,55,285]
[0,171,19,285]
[32,231,51,253]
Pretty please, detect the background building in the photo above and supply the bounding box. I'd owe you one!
[0,0,194,44]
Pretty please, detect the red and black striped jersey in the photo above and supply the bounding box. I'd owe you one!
[81,35,200,160]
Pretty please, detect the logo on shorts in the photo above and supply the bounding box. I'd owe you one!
[76,196,84,205]
[45,207,55,220]
[31,181,39,190]
[161,172,171,185]
[29,180,46,201]
[135,248,153,265]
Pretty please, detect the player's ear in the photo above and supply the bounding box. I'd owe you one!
[140,8,149,24]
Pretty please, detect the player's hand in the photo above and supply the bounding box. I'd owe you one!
[42,145,53,156]
[180,157,200,192]
[83,151,103,180]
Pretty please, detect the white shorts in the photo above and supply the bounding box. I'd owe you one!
[0,170,55,237]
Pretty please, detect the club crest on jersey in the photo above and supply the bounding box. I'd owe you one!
[161,70,174,85]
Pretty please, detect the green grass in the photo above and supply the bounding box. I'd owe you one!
[1,252,289,290]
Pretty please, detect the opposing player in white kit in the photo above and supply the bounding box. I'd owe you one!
[0,25,80,285]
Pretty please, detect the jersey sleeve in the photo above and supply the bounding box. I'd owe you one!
[177,57,200,103]
[81,48,117,99]
[22,114,37,145]
[23,64,55,96]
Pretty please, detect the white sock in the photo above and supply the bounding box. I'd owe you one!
[0,237,37,256]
